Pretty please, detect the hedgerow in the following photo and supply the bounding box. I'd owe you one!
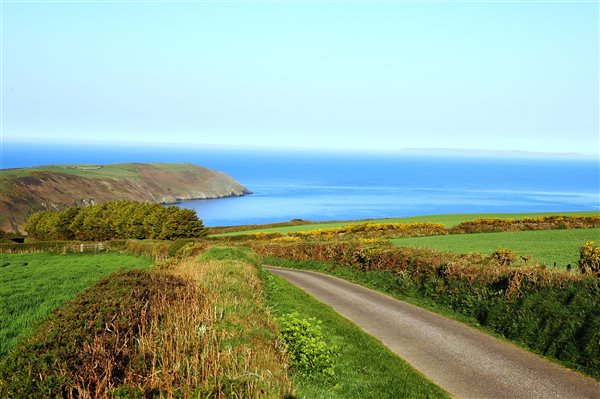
[449,216,600,234]
[212,216,600,243]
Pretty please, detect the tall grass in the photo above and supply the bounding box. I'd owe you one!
[0,249,293,398]
[137,253,294,397]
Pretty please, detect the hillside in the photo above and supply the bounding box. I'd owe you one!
[0,163,251,234]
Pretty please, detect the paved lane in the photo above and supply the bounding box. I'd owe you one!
[266,266,600,399]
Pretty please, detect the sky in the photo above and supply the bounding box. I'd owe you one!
[1,0,599,155]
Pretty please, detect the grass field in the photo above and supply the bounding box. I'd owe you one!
[215,211,600,236]
[391,228,600,267]
[0,252,152,357]
[1,162,201,181]
[264,267,449,399]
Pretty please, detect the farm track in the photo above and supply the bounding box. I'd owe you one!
[265,266,600,399]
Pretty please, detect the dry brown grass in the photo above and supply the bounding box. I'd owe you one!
[122,257,294,398]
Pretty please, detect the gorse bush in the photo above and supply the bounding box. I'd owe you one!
[579,241,600,276]
[24,200,207,241]
[449,216,600,234]
[278,312,335,377]
[225,217,600,243]
[491,247,518,267]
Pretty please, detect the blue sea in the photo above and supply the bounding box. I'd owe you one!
[3,142,599,226]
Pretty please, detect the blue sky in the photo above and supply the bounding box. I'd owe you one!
[2,1,598,154]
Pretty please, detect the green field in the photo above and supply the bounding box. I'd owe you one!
[215,211,600,236]
[1,162,202,181]
[392,228,600,267]
[0,252,152,357]
[264,269,448,398]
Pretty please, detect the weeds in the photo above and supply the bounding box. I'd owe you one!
[278,312,335,377]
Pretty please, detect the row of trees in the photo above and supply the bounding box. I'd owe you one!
[24,201,207,241]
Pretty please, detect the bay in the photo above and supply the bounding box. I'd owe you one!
[3,142,598,226]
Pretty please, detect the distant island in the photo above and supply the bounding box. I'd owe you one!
[0,162,251,234]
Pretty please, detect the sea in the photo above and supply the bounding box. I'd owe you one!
[3,142,599,226]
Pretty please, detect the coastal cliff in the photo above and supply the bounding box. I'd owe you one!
[0,163,251,234]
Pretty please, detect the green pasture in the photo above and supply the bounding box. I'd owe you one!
[1,162,198,181]
[0,252,152,357]
[214,211,599,236]
[392,228,600,267]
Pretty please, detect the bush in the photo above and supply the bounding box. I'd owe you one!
[579,241,600,276]
[167,238,196,257]
[490,247,518,267]
[278,312,335,377]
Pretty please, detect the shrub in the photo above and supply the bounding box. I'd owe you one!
[167,238,196,257]
[174,241,208,259]
[293,222,447,239]
[578,241,600,276]
[490,247,518,267]
[278,312,335,377]
[271,236,303,243]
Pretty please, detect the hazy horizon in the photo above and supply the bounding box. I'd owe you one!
[2,138,598,168]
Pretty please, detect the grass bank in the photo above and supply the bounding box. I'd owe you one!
[214,211,599,236]
[392,228,600,267]
[0,252,152,357]
[0,248,293,398]
[263,267,449,398]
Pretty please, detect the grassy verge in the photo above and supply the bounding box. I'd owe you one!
[0,252,152,357]
[214,211,599,236]
[262,256,600,380]
[0,248,293,398]
[392,228,600,267]
[262,265,449,398]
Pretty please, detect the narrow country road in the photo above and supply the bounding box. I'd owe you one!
[266,266,600,399]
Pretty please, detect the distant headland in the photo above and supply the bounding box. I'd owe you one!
[0,162,251,234]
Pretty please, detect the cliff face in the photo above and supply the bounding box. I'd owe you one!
[0,163,251,234]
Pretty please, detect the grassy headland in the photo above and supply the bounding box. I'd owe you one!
[1,162,250,235]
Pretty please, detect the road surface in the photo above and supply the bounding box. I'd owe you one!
[266,266,600,399]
